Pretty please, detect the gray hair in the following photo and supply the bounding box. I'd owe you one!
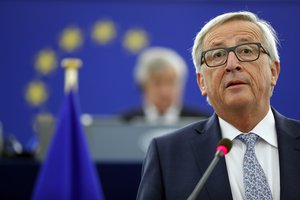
[134,46,188,88]
[192,11,280,73]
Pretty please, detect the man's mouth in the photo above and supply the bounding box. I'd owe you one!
[226,80,246,88]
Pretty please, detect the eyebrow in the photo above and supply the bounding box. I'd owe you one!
[206,38,257,50]
[207,41,224,48]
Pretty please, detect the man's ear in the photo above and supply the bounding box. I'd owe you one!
[271,61,280,87]
[197,73,207,96]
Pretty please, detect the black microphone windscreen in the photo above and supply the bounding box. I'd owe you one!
[217,138,233,153]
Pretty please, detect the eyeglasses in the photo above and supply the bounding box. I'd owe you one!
[200,42,270,68]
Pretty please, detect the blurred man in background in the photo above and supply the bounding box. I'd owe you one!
[121,46,210,125]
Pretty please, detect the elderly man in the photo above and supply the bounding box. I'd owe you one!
[136,11,300,200]
[122,46,210,125]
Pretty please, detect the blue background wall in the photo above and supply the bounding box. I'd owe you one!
[1,1,300,146]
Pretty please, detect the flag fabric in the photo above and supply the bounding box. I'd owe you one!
[32,90,105,200]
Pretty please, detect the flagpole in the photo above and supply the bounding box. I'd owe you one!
[61,58,82,92]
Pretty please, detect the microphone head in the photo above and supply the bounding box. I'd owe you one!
[216,138,232,156]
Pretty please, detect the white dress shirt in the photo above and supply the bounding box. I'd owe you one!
[219,108,280,200]
[143,103,181,125]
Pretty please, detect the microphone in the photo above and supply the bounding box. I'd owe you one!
[187,138,232,200]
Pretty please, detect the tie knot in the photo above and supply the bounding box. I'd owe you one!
[237,133,259,148]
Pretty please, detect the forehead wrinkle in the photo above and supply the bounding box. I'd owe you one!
[203,20,263,50]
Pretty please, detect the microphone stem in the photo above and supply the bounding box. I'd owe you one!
[187,151,224,200]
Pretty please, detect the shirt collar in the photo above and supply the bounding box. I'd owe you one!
[219,108,277,148]
[143,103,181,125]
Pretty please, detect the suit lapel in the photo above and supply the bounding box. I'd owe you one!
[273,110,300,199]
[190,114,233,200]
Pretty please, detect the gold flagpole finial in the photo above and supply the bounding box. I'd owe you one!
[61,58,83,93]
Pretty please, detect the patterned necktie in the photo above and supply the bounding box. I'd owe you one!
[237,133,273,200]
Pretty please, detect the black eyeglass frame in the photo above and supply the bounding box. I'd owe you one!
[200,42,270,68]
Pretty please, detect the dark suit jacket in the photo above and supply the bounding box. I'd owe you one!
[136,109,300,200]
[121,106,211,122]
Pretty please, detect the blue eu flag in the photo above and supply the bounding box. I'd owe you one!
[32,90,105,200]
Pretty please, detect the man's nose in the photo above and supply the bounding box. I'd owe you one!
[225,51,241,72]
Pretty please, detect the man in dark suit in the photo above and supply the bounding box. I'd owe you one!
[136,11,300,199]
[121,46,210,125]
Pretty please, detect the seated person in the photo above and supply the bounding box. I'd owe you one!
[121,46,210,125]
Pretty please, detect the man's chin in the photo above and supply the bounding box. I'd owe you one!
[222,95,253,108]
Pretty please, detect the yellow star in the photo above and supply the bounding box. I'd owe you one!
[59,26,83,52]
[123,29,149,53]
[25,81,48,107]
[34,49,57,75]
[92,20,116,44]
